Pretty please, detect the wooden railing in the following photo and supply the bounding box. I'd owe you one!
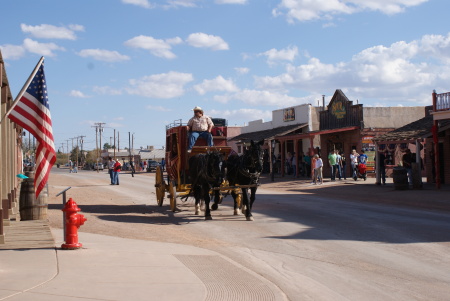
[436,92,450,111]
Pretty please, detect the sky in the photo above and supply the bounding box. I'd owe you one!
[1,0,450,152]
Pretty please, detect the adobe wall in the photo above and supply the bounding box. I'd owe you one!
[363,107,425,128]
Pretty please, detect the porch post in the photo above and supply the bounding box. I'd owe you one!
[281,140,285,177]
[294,138,298,178]
[375,142,381,185]
[432,90,441,189]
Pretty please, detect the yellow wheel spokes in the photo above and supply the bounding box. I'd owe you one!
[155,166,165,206]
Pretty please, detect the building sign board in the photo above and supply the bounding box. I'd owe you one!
[283,108,295,122]
[362,136,375,172]
[331,99,346,119]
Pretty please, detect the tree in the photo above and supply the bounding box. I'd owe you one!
[103,142,114,150]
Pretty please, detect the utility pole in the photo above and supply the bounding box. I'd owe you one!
[92,122,106,172]
[66,139,70,166]
[113,129,116,159]
[78,135,85,167]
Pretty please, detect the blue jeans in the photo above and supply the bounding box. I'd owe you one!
[405,167,412,184]
[331,164,337,180]
[188,131,213,150]
[336,164,342,179]
[112,171,119,184]
[109,169,114,184]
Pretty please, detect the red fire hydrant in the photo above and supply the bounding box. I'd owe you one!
[61,198,87,250]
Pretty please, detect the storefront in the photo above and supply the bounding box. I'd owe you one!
[277,90,426,179]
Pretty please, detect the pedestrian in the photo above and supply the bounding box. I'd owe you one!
[340,151,347,180]
[299,152,305,176]
[186,106,214,153]
[402,149,415,185]
[140,161,144,171]
[113,159,122,185]
[143,160,147,172]
[161,158,166,171]
[313,154,323,185]
[378,150,388,184]
[359,150,368,164]
[108,157,115,185]
[311,154,316,184]
[335,150,342,180]
[69,160,73,173]
[350,149,359,179]
[291,152,297,177]
[130,160,135,177]
[276,154,281,174]
[304,153,311,178]
[328,150,337,181]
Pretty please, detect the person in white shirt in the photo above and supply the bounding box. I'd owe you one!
[350,149,359,179]
[335,150,342,180]
[313,154,323,185]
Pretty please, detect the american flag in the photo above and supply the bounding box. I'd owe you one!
[8,60,56,198]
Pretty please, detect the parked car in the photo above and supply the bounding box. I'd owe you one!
[147,160,160,172]
[93,163,104,170]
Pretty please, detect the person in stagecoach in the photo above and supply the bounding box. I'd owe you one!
[186,106,214,153]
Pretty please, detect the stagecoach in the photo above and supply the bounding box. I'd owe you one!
[154,118,237,212]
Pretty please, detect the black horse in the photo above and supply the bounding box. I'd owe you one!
[225,140,263,221]
[188,151,223,220]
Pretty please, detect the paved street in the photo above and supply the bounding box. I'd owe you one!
[44,168,450,300]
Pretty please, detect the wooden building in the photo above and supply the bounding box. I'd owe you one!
[0,51,23,244]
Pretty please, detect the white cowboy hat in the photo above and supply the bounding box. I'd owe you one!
[192,106,203,112]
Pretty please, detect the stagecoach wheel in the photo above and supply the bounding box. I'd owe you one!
[169,181,177,212]
[155,166,166,206]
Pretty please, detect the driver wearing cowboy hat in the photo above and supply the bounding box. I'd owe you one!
[186,106,214,153]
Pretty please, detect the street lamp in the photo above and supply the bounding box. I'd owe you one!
[271,139,276,182]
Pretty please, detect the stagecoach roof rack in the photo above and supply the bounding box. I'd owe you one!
[166,119,188,130]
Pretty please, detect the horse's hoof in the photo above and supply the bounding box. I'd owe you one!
[211,203,218,210]
[205,216,213,220]
[246,216,254,221]
[234,209,240,215]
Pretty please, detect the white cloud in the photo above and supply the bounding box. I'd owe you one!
[20,23,84,40]
[215,0,248,4]
[23,38,65,57]
[121,0,154,8]
[273,0,429,23]
[254,33,450,104]
[146,105,172,111]
[0,44,26,60]
[70,90,90,98]
[93,86,123,95]
[208,108,272,123]
[126,71,194,98]
[124,35,180,59]
[260,46,298,64]
[186,33,229,51]
[77,49,130,62]
[194,76,239,95]
[235,67,250,75]
[163,0,199,8]
[213,89,303,106]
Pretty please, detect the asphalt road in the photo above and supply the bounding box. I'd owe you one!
[48,168,450,301]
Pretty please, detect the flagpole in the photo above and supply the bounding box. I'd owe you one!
[0,56,45,124]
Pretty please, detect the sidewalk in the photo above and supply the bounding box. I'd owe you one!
[260,175,450,211]
[0,220,286,301]
[2,176,449,301]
